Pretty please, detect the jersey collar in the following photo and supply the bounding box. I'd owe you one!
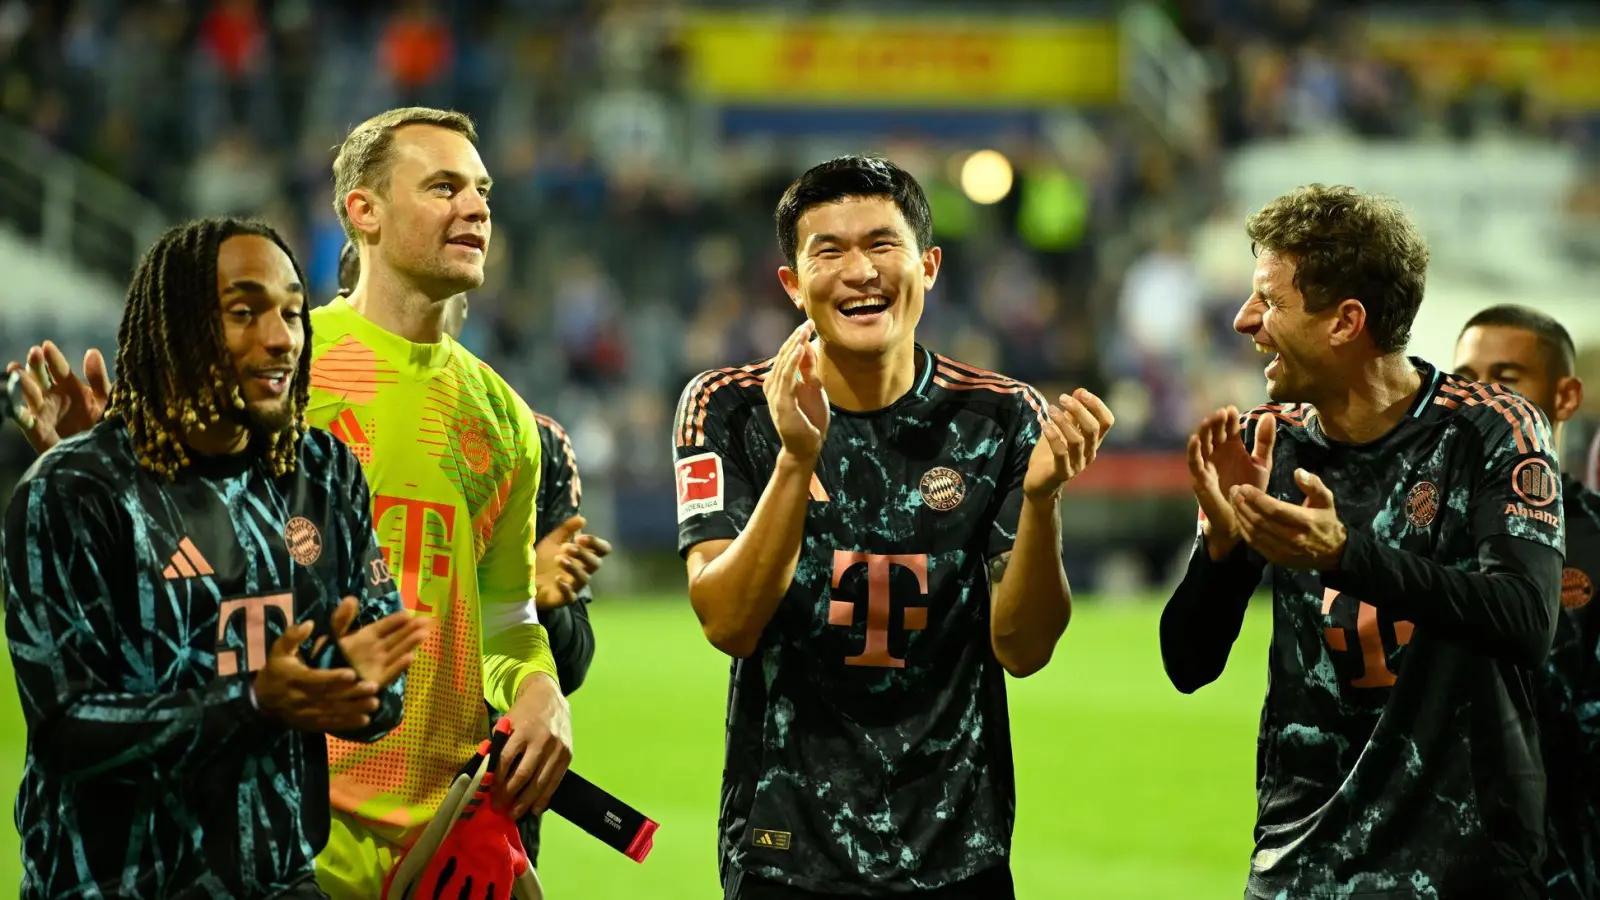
[1404,357,1443,420]
[326,296,454,377]
[1307,357,1438,447]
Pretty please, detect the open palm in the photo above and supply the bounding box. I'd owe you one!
[313,596,432,688]
[792,358,829,440]
[765,322,829,460]
[1188,407,1275,558]
[6,342,110,454]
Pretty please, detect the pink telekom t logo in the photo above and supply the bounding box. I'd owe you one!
[215,593,295,676]
[828,551,930,668]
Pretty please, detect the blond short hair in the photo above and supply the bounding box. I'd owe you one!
[331,107,479,241]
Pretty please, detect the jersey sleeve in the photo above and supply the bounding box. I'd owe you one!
[673,372,763,556]
[1564,497,1600,753]
[543,599,595,696]
[532,415,596,695]
[2,468,267,782]
[1469,392,1565,553]
[1157,408,1274,692]
[986,386,1048,557]
[1322,397,1565,666]
[477,393,559,712]
[533,417,594,603]
[319,439,407,743]
[534,416,582,541]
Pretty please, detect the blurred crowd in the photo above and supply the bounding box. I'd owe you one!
[0,0,1597,550]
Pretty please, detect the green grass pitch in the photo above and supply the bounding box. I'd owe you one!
[0,597,1271,898]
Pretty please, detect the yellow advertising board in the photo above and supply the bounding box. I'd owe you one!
[1366,24,1600,110]
[682,13,1120,107]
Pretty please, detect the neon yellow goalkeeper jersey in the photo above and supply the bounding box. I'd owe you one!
[306,297,556,836]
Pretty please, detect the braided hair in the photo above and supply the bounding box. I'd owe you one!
[107,217,313,479]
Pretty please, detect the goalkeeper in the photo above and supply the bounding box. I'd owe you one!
[336,237,610,868]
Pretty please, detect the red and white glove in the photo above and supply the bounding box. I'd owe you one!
[384,719,544,900]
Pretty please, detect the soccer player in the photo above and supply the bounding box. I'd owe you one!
[1161,184,1565,899]
[1453,304,1600,900]
[2,217,430,899]
[309,106,572,898]
[335,236,609,867]
[673,156,1113,900]
[334,237,604,690]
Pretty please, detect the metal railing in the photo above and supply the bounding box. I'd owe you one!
[1118,2,1211,152]
[0,118,169,290]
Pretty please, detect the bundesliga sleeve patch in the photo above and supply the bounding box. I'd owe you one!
[676,452,724,523]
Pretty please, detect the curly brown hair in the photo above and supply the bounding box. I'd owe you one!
[1245,184,1429,355]
[107,217,311,480]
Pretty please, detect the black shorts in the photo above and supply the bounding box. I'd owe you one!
[731,864,1015,900]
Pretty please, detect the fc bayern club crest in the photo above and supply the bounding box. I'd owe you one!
[284,516,323,566]
[919,467,966,512]
[1405,481,1439,529]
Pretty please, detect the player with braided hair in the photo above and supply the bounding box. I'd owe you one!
[3,216,430,899]
[107,217,313,479]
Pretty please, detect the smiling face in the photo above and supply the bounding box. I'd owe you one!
[777,195,939,358]
[215,234,305,434]
[1233,249,1337,403]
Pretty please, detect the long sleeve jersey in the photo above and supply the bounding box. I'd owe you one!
[3,421,403,899]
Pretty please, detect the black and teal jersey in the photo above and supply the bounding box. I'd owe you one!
[3,419,403,899]
[506,410,597,870]
[1542,478,1600,900]
[674,346,1045,897]
[1162,360,1566,900]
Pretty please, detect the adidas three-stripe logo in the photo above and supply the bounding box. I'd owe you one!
[163,537,215,580]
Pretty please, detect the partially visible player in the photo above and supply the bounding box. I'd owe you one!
[1162,185,1564,899]
[1454,304,1600,900]
[1589,428,1600,492]
[675,156,1112,899]
[336,237,609,867]
[2,217,429,898]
